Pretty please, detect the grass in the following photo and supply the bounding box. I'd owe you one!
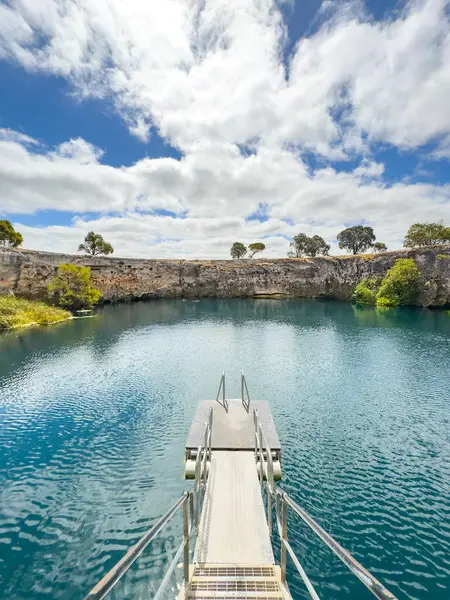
[0,296,72,330]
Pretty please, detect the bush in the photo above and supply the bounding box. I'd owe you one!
[0,297,71,329]
[48,264,102,311]
[352,278,381,304]
[375,295,398,308]
[375,258,421,307]
[436,254,450,260]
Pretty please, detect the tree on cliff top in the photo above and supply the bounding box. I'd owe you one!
[230,242,247,259]
[337,226,376,255]
[373,242,387,252]
[248,242,266,258]
[48,264,102,311]
[288,233,330,257]
[404,223,450,247]
[78,231,114,256]
[0,220,23,248]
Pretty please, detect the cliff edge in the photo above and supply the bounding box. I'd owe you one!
[1,247,449,307]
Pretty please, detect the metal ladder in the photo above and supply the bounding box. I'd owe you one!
[216,370,251,413]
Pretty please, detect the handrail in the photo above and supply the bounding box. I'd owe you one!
[84,493,188,600]
[253,409,274,534]
[254,415,398,600]
[277,490,398,600]
[194,407,212,527]
[241,370,251,412]
[85,408,213,600]
[215,371,228,412]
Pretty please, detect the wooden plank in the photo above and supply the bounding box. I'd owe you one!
[194,451,274,565]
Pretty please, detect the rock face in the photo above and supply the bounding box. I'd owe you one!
[1,247,450,307]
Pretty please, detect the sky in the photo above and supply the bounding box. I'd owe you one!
[0,0,449,259]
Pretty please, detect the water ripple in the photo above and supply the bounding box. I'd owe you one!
[1,300,449,599]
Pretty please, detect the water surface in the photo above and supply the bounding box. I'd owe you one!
[1,300,449,599]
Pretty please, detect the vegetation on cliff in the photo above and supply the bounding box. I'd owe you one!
[404,223,450,247]
[248,242,266,258]
[0,297,71,329]
[0,220,23,248]
[352,259,422,307]
[78,231,114,256]
[288,233,330,257]
[230,242,247,258]
[352,277,381,305]
[48,264,102,310]
[373,242,387,252]
[337,226,376,255]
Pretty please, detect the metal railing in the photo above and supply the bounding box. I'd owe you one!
[253,409,274,534]
[84,410,213,600]
[215,370,228,412]
[253,410,398,600]
[193,407,212,528]
[241,370,251,412]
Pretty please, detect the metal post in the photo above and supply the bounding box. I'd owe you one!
[267,489,272,536]
[223,373,226,406]
[203,447,207,487]
[258,426,263,488]
[189,492,194,532]
[281,495,288,584]
[195,447,201,530]
[183,495,190,594]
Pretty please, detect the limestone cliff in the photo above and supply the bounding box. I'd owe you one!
[1,247,449,307]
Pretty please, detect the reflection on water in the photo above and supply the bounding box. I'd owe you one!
[1,299,449,600]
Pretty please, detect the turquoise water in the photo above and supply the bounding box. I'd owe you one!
[0,299,449,600]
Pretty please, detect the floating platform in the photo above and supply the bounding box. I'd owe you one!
[186,399,281,452]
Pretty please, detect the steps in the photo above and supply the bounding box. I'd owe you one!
[182,564,292,600]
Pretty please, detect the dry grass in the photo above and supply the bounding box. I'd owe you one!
[0,296,72,330]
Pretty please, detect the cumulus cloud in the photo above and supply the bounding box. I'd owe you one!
[0,132,449,258]
[0,127,38,146]
[0,0,449,155]
[53,138,105,164]
[0,0,449,258]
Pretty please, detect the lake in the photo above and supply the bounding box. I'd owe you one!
[0,299,449,600]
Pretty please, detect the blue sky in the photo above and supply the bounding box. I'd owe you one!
[0,0,449,258]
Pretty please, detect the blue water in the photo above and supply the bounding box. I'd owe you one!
[0,300,449,600]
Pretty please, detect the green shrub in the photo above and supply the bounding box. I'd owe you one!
[352,278,381,304]
[376,296,398,307]
[48,264,102,311]
[0,296,71,329]
[375,258,421,307]
[436,254,450,260]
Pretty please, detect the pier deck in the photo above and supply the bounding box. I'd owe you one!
[194,451,274,565]
[186,399,280,452]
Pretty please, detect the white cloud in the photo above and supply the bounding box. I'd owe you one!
[430,134,450,159]
[0,127,38,146]
[53,138,104,164]
[0,0,449,155]
[0,132,448,258]
[0,1,449,258]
